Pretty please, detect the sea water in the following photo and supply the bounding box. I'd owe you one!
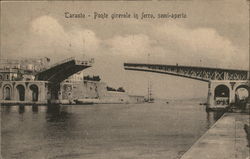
[1,100,223,159]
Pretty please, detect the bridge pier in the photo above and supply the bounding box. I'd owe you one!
[207,80,249,110]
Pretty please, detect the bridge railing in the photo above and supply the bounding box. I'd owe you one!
[75,58,94,66]
[38,57,94,73]
[124,63,248,81]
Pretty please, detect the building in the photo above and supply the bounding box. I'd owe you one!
[0,57,51,104]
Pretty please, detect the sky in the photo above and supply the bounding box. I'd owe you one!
[1,0,249,99]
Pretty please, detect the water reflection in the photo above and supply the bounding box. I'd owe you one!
[18,104,25,114]
[206,112,212,129]
[206,110,225,128]
[1,105,11,114]
[213,110,225,121]
[46,104,71,122]
[1,102,225,159]
[5,105,41,114]
[32,105,38,113]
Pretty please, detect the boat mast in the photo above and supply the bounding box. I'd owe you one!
[147,53,153,101]
[148,81,153,101]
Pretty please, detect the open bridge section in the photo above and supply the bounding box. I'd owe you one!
[124,63,248,82]
[36,57,94,83]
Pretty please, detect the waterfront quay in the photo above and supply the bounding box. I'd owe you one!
[181,112,250,159]
[0,57,144,105]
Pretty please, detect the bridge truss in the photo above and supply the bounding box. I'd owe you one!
[124,63,249,82]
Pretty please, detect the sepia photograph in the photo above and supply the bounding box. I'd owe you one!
[0,0,249,159]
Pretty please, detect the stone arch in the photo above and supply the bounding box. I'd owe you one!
[235,84,249,103]
[214,84,230,105]
[16,85,25,101]
[29,84,39,101]
[3,84,12,100]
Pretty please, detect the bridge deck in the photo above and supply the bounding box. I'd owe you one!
[36,57,93,83]
[124,63,248,81]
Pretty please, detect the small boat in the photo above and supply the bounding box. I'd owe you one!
[199,102,208,106]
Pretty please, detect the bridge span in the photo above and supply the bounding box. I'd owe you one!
[36,57,94,83]
[35,57,94,101]
[124,63,249,110]
[124,63,248,82]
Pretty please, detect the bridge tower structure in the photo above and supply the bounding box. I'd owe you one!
[124,63,249,110]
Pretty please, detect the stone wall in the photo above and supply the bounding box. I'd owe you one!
[59,80,140,104]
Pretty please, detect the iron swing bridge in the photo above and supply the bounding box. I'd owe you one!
[36,57,94,84]
[124,62,249,109]
[123,63,249,82]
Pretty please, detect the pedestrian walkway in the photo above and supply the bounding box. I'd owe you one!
[180,113,250,159]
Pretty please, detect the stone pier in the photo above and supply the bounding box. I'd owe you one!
[180,113,250,159]
[207,80,249,109]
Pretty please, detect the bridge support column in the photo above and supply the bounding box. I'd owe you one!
[207,82,213,106]
[229,82,236,104]
[26,86,32,101]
